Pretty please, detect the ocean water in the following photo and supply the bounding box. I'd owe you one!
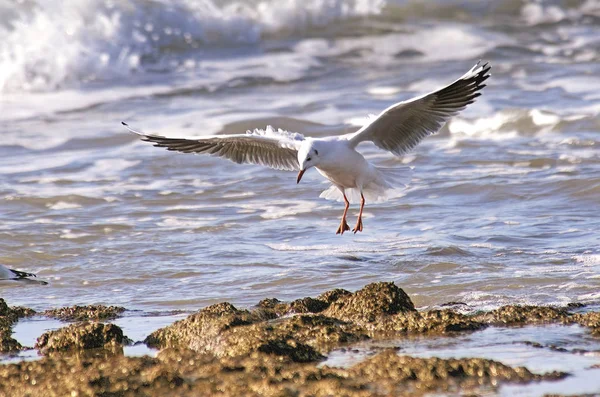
[0,0,599,317]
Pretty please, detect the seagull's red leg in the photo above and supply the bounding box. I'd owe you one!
[336,192,351,235]
[353,192,365,233]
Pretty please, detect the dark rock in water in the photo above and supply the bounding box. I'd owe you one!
[394,48,425,58]
[36,322,126,353]
[323,282,416,323]
[43,305,126,321]
[439,301,469,307]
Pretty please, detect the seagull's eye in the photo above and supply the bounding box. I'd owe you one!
[306,157,312,162]
[315,150,319,156]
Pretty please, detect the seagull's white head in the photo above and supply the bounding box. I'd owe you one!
[297,140,322,184]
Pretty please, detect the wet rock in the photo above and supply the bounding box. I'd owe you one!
[0,329,22,353]
[43,304,126,321]
[0,348,566,397]
[572,312,600,336]
[374,310,487,335]
[474,305,571,325]
[0,355,184,397]
[145,302,261,351]
[288,297,329,314]
[350,349,567,393]
[0,299,20,324]
[318,288,352,304]
[257,339,323,362]
[323,282,416,323]
[255,297,288,318]
[36,322,126,353]
[0,299,26,353]
[146,303,368,362]
[10,306,36,318]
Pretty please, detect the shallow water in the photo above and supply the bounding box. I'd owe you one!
[323,324,600,396]
[0,0,599,351]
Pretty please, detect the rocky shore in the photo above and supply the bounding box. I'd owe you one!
[0,282,598,396]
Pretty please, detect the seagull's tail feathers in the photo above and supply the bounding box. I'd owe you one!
[319,166,413,204]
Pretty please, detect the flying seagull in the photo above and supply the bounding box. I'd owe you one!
[124,61,491,234]
[0,264,48,285]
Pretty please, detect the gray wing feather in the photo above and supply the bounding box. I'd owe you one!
[349,61,491,156]
[123,123,303,171]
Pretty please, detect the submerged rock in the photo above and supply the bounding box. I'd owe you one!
[43,305,126,321]
[36,322,126,353]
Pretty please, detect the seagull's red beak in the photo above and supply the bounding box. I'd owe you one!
[297,169,306,184]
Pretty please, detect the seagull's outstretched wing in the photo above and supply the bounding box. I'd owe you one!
[348,61,491,156]
[0,265,48,285]
[123,123,303,171]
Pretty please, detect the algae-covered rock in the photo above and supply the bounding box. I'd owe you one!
[145,302,261,350]
[288,297,329,314]
[475,305,571,325]
[36,322,126,353]
[146,303,368,362]
[323,282,416,323]
[349,349,567,393]
[43,305,126,321]
[318,288,352,304]
[0,348,567,397]
[373,309,487,335]
[0,354,184,397]
[0,299,21,324]
[0,299,27,353]
[572,312,600,336]
[0,330,22,353]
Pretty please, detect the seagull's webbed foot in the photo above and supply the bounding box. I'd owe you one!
[336,192,351,235]
[352,218,363,234]
[352,192,365,234]
[336,220,351,235]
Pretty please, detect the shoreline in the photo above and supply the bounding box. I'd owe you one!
[1,282,600,396]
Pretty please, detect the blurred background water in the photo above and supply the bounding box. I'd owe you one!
[0,0,599,314]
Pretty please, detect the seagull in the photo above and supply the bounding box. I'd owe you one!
[124,61,491,234]
[0,264,48,285]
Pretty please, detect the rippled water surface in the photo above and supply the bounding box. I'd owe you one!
[0,0,599,317]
